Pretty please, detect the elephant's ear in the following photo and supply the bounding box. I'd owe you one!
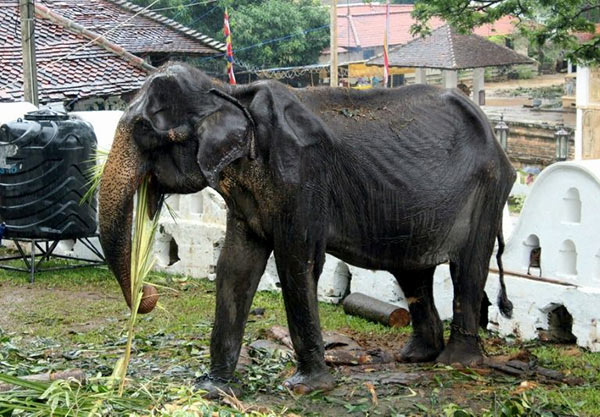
[249,83,330,184]
[196,98,251,188]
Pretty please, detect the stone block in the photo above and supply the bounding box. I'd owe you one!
[154,220,225,279]
[348,266,407,308]
[317,256,350,303]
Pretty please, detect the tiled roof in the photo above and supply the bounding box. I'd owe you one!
[335,4,518,50]
[40,0,225,55]
[367,25,534,70]
[0,2,150,103]
[574,24,600,42]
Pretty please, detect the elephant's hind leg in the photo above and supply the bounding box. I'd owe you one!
[436,258,487,366]
[437,195,501,366]
[394,267,444,362]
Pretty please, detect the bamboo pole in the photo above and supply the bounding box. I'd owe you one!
[330,1,338,87]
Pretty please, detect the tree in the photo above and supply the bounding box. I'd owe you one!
[232,0,329,68]
[411,0,600,65]
[128,0,329,70]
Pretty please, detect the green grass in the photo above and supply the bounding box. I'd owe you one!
[1,265,599,416]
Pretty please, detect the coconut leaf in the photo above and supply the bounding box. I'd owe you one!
[81,148,109,205]
[115,176,161,396]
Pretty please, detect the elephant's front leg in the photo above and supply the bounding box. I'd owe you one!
[197,215,271,398]
[273,227,335,394]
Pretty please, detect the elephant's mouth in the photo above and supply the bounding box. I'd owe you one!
[148,139,207,195]
[145,173,164,221]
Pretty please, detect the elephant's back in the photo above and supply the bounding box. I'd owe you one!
[298,86,501,193]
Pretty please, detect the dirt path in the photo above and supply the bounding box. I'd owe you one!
[486,73,566,91]
[0,280,117,332]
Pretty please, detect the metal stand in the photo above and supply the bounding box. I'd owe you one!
[0,236,105,283]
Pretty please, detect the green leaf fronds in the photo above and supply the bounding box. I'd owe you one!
[81,148,109,205]
[115,175,161,396]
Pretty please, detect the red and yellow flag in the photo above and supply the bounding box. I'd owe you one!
[224,8,236,85]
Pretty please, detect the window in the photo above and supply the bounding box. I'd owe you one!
[362,49,375,60]
[562,188,581,223]
[523,234,541,275]
[558,240,577,277]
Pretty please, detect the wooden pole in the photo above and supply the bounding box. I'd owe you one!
[329,1,338,87]
[20,0,39,106]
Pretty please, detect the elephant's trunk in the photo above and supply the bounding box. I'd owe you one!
[99,120,158,314]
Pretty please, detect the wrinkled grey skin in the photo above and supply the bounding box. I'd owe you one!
[99,62,515,398]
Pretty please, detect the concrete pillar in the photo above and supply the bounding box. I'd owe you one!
[415,68,427,84]
[443,70,458,89]
[472,67,485,105]
[575,66,590,160]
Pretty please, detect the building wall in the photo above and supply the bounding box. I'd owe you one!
[504,121,575,169]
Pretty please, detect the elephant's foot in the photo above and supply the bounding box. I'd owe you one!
[436,333,483,366]
[195,374,242,399]
[283,369,335,395]
[397,334,444,363]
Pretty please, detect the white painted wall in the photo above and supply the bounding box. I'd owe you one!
[502,160,600,288]
[0,102,37,125]
[574,66,590,161]
[71,110,123,152]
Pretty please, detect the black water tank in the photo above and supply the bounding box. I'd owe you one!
[0,109,97,240]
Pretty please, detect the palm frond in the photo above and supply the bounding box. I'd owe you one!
[81,148,109,205]
[116,176,160,396]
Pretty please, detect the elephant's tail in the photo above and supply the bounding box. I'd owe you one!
[496,230,513,319]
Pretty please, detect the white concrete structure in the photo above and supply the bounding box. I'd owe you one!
[471,67,485,105]
[153,191,226,278]
[574,66,590,161]
[502,161,600,286]
[71,110,123,152]
[414,68,427,84]
[442,70,458,89]
[0,102,37,124]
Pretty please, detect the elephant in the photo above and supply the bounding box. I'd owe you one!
[99,62,515,397]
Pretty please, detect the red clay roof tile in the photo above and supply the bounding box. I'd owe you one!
[0,2,148,103]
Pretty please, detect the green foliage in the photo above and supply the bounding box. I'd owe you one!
[411,0,600,65]
[230,0,329,69]
[508,194,526,213]
[128,0,329,69]
[512,66,535,79]
[488,34,510,46]
[440,392,579,417]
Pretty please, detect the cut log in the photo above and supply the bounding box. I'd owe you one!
[265,325,294,350]
[0,369,86,392]
[324,348,395,366]
[343,293,410,327]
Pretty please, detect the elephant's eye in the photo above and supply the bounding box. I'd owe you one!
[151,108,176,131]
